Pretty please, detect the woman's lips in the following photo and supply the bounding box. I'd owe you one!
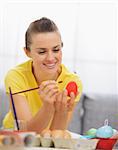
[44,63,56,69]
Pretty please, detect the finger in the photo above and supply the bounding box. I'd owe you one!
[40,80,57,91]
[70,92,75,99]
[67,92,75,110]
[56,91,62,102]
[55,92,62,111]
[62,90,68,104]
[39,81,58,94]
[48,89,59,98]
[43,84,59,95]
[58,90,67,111]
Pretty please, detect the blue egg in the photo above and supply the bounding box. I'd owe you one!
[96,125,113,138]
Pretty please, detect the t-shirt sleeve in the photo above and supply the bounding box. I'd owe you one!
[4,69,26,96]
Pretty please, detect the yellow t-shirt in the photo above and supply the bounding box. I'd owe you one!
[3,59,82,129]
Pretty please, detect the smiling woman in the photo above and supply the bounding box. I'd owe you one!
[25,32,62,80]
[3,17,82,133]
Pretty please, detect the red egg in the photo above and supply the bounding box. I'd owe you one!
[66,81,78,96]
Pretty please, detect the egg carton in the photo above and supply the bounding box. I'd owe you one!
[0,131,117,149]
[32,136,99,149]
[0,133,98,149]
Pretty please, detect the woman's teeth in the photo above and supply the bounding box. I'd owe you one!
[45,64,55,68]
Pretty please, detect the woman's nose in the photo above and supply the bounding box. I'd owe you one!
[46,52,55,61]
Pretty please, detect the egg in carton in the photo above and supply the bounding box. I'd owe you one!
[32,134,41,147]
[51,130,77,149]
[13,131,36,147]
[0,135,17,146]
[0,130,23,147]
[40,129,53,147]
[0,131,25,150]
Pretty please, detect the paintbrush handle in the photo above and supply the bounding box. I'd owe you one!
[9,87,20,130]
[12,87,39,95]
[12,81,62,95]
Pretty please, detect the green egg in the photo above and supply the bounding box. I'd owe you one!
[86,128,97,136]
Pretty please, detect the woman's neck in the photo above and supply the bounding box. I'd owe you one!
[32,66,61,85]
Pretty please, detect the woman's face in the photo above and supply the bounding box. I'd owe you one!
[26,32,62,75]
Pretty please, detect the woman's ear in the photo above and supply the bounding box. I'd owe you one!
[23,47,31,58]
[61,42,63,47]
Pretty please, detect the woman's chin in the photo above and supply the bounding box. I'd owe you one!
[42,67,55,73]
[46,70,57,74]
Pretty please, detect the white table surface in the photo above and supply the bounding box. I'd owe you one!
[25,148,69,150]
[0,147,69,150]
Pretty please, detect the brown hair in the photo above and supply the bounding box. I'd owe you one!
[25,17,60,50]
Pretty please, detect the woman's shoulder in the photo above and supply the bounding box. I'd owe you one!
[7,59,32,73]
[4,60,33,93]
[61,64,79,78]
[15,59,32,70]
[59,64,82,87]
[5,59,32,80]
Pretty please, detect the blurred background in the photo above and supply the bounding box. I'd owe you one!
[0,0,117,94]
[0,0,118,131]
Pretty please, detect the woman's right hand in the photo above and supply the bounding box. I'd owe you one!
[38,80,59,106]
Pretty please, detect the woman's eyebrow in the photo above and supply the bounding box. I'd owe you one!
[53,45,61,49]
[35,48,46,50]
[36,45,61,50]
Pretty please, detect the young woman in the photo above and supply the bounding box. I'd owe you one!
[3,17,82,133]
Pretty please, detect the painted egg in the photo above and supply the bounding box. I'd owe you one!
[66,81,78,96]
[96,125,113,138]
[86,128,97,137]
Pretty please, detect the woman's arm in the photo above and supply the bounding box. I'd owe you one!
[10,94,55,133]
[9,80,59,133]
[50,91,76,130]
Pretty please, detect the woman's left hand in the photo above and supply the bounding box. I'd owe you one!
[50,90,77,130]
[54,90,76,113]
[67,91,76,111]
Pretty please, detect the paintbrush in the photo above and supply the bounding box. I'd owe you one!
[9,87,20,130]
[12,81,63,95]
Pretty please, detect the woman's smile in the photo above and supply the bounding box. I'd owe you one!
[43,63,57,69]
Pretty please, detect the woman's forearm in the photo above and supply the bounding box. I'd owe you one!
[50,111,68,130]
[27,104,54,133]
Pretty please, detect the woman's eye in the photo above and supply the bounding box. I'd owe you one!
[53,49,60,52]
[38,51,46,54]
